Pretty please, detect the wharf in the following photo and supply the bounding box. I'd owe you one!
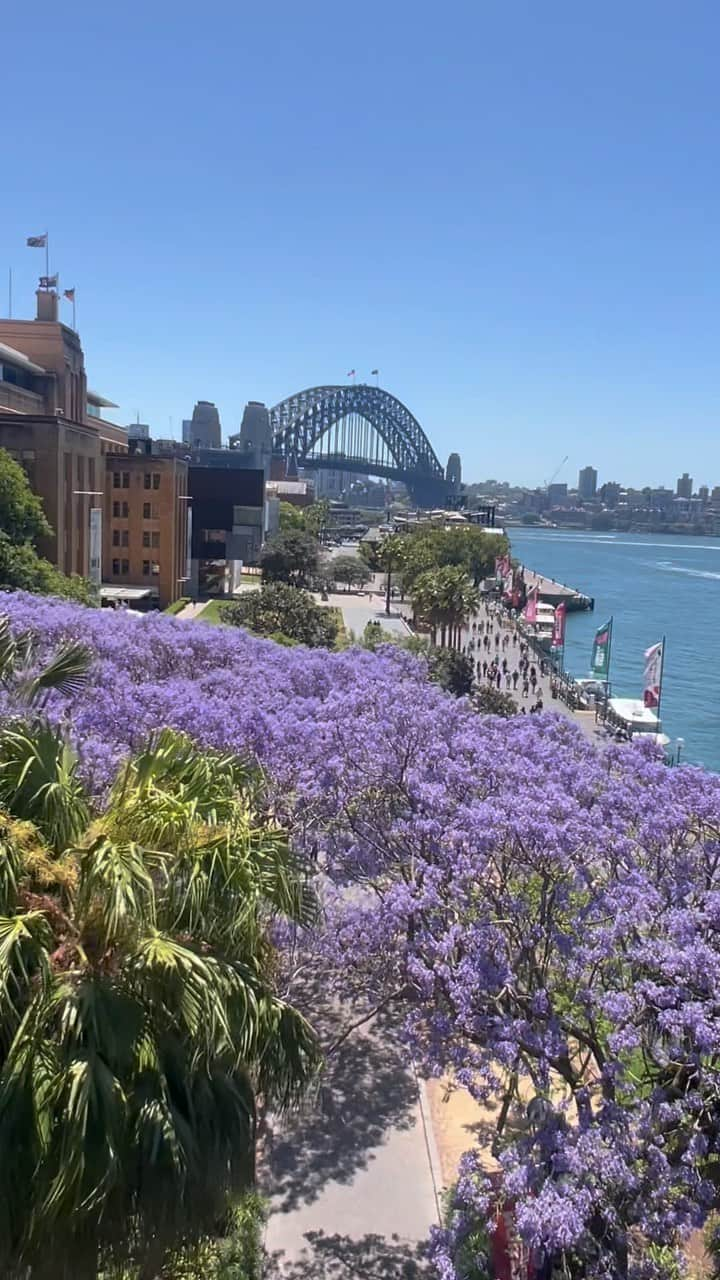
[521,567,594,612]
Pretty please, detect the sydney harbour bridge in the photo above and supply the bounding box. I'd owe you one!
[252,383,457,507]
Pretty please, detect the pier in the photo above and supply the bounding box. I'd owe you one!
[521,567,594,612]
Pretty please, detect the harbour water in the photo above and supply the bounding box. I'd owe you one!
[508,528,720,771]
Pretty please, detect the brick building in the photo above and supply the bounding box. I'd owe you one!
[0,290,126,578]
[104,452,189,609]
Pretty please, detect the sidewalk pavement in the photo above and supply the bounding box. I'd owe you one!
[262,1003,439,1278]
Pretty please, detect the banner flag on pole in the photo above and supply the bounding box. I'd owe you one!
[370,368,379,376]
[551,602,567,649]
[591,619,612,677]
[347,369,356,377]
[26,234,47,248]
[39,274,58,289]
[523,586,538,623]
[643,641,664,708]
[63,288,75,302]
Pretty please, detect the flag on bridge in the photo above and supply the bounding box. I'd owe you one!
[643,640,664,708]
[26,234,47,248]
[347,369,356,378]
[590,618,613,678]
[371,369,379,376]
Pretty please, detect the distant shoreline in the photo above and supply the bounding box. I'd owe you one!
[505,523,720,537]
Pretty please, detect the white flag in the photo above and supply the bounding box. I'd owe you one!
[643,641,663,708]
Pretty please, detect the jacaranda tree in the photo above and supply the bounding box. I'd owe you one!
[1,596,720,1278]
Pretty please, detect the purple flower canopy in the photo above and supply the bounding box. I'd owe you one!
[6,594,720,1276]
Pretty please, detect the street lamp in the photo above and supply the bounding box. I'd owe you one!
[676,737,685,766]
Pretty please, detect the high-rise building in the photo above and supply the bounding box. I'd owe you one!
[0,288,126,578]
[676,472,693,499]
[578,466,597,499]
[699,485,709,503]
[547,482,568,507]
[185,400,221,449]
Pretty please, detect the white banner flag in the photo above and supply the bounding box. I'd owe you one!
[643,640,663,708]
[89,508,102,588]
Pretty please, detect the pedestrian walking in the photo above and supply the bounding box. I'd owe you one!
[522,678,529,699]
[512,670,519,690]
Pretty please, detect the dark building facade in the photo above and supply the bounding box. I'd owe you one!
[189,465,265,596]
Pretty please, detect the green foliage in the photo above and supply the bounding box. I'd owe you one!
[328,553,371,591]
[224,583,339,648]
[0,725,318,1278]
[473,684,518,717]
[0,452,96,604]
[278,500,329,538]
[156,1194,265,1279]
[0,448,50,544]
[428,647,475,697]
[260,529,319,586]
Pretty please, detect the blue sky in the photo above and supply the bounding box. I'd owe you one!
[2,1,718,488]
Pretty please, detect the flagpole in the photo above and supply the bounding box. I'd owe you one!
[72,295,76,331]
[45,231,49,281]
[7,268,11,319]
[655,635,667,729]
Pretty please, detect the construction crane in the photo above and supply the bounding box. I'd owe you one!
[544,455,568,489]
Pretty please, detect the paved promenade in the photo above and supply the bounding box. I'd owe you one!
[263,998,439,1278]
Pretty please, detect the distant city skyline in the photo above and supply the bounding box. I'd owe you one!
[3,3,720,489]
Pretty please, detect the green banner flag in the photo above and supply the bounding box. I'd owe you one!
[591,619,612,677]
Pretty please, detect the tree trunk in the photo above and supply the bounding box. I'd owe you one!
[385,560,392,615]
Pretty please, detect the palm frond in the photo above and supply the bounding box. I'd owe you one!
[0,722,90,853]
[17,641,92,708]
[76,837,158,945]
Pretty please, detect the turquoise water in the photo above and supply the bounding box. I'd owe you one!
[508,528,720,771]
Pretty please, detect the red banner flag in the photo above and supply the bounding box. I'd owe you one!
[523,587,538,623]
[551,602,567,649]
[643,640,663,708]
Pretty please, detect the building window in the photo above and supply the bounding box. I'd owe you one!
[121,472,130,488]
[112,558,120,575]
[121,559,129,575]
[142,560,150,576]
[122,502,129,517]
[113,473,120,488]
[112,530,120,547]
[143,502,151,519]
[143,532,150,548]
[152,473,161,490]
[113,501,121,517]
[151,561,160,575]
[144,473,151,489]
[151,531,160,548]
[121,530,129,547]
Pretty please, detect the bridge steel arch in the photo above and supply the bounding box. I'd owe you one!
[269,384,448,505]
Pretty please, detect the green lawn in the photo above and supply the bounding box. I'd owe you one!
[197,599,232,625]
[164,597,190,616]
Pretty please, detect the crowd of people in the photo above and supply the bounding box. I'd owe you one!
[465,599,549,714]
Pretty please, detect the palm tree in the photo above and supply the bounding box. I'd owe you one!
[0,722,319,1279]
[410,566,479,649]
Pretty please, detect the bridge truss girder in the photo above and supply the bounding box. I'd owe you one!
[269,384,447,504]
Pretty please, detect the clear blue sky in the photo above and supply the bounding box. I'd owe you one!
[3,1,718,489]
